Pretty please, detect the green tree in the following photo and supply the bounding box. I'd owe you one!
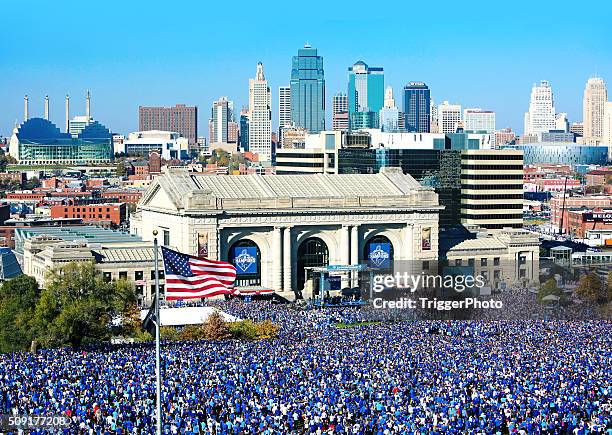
[537,278,563,303]
[575,271,603,303]
[0,275,41,353]
[116,161,126,177]
[33,262,136,348]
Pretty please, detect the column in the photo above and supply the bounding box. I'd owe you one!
[350,225,359,265]
[350,225,359,287]
[272,227,282,291]
[340,225,350,265]
[340,225,350,288]
[404,223,415,275]
[283,227,292,292]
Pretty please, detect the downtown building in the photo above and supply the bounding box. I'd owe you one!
[290,45,326,133]
[275,129,509,228]
[583,77,608,145]
[460,149,524,230]
[139,104,198,145]
[403,82,431,133]
[348,61,384,130]
[524,80,556,135]
[437,101,462,134]
[332,93,349,131]
[379,87,400,132]
[278,86,291,140]
[248,63,272,161]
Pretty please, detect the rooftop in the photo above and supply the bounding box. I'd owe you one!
[139,167,440,212]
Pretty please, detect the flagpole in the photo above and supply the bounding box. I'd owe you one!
[153,230,162,435]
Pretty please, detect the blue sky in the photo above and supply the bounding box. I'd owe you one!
[1,0,610,138]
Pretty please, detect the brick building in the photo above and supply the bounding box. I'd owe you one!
[138,104,198,145]
[50,203,127,227]
[566,208,612,238]
[550,195,612,228]
[100,189,143,205]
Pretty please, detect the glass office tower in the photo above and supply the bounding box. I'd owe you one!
[403,82,431,132]
[348,61,384,130]
[290,45,326,133]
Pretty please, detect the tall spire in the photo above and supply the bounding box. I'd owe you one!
[256,62,265,81]
[24,95,29,121]
[44,95,49,120]
[65,94,70,133]
[86,90,91,120]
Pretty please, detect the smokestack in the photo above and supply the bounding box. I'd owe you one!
[86,90,91,121]
[65,95,70,133]
[24,95,29,121]
[44,95,49,120]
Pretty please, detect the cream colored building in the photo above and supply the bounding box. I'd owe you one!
[583,77,608,145]
[132,168,442,300]
[603,102,612,146]
[460,149,524,230]
[444,228,540,288]
[22,235,163,305]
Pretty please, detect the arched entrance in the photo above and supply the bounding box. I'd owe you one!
[228,239,261,287]
[364,235,394,273]
[297,237,329,291]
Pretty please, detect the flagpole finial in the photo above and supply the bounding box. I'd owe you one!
[153,229,158,236]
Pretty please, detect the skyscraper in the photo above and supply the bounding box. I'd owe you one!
[290,44,325,133]
[139,104,198,145]
[603,102,612,145]
[379,86,399,132]
[332,93,349,131]
[348,61,384,130]
[278,86,291,134]
[583,77,608,144]
[555,113,569,132]
[463,109,495,133]
[403,82,430,133]
[239,107,249,151]
[523,80,555,135]
[438,101,462,134]
[248,62,272,161]
[210,97,233,144]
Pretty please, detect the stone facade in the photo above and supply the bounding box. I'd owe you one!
[132,168,442,299]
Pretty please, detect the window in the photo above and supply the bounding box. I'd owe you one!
[151,270,164,280]
[135,271,143,281]
[481,258,488,267]
[494,257,500,266]
[103,272,112,282]
[493,270,500,280]
[163,229,170,246]
[455,259,463,266]
[519,269,526,278]
[519,255,526,265]
[468,258,475,267]
[119,271,127,280]
[422,261,430,271]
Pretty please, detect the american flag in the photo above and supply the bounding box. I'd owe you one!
[161,246,237,300]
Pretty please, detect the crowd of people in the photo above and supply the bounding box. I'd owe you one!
[0,300,610,434]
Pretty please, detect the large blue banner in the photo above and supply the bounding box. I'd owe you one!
[233,247,258,275]
[368,242,391,269]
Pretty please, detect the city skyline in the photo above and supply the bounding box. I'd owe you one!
[1,0,610,138]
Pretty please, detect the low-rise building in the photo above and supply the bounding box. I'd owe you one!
[49,202,127,226]
[441,227,540,288]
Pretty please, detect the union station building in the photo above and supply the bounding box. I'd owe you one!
[132,167,442,300]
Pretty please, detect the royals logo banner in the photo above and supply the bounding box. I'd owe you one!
[368,243,391,269]
[233,247,258,275]
[422,227,432,251]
